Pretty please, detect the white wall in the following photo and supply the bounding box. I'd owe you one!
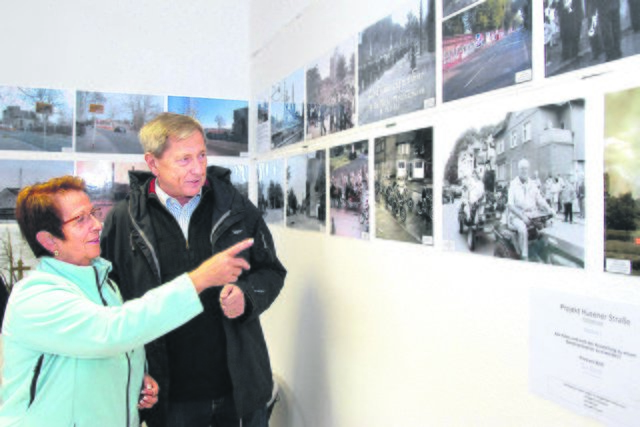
[251,1,640,426]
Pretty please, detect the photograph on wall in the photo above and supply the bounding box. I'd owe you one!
[444,0,481,17]
[220,162,249,199]
[442,0,532,103]
[441,99,585,269]
[374,127,433,244]
[76,90,164,154]
[256,89,271,154]
[604,86,640,276]
[168,96,248,157]
[271,69,305,149]
[286,151,326,232]
[0,85,74,152]
[0,160,74,292]
[545,0,640,77]
[358,0,436,126]
[329,140,369,239]
[257,159,285,226]
[306,37,356,140]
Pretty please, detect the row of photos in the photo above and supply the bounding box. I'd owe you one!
[256,0,640,152]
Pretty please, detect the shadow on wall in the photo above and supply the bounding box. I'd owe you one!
[270,283,333,427]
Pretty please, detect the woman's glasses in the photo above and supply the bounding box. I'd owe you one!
[62,207,103,226]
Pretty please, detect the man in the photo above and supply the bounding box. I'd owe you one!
[460,170,485,223]
[506,159,553,261]
[101,113,286,427]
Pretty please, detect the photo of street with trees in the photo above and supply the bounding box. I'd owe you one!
[257,159,285,225]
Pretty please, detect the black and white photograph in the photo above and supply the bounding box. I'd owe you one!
[545,0,640,77]
[442,0,532,103]
[604,86,640,275]
[0,160,74,293]
[0,86,74,152]
[76,90,164,154]
[374,127,433,244]
[271,69,305,149]
[169,96,249,157]
[442,99,585,268]
[257,159,285,226]
[306,37,356,140]
[358,0,436,126]
[256,89,270,154]
[329,140,369,240]
[286,151,326,232]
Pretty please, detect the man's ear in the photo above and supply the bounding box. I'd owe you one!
[144,153,159,176]
[36,231,57,254]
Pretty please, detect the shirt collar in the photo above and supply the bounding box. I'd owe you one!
[153,177,202,208]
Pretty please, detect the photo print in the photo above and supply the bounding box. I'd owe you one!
[256,89,270,154]
[271,69,305,149]
[286,151,326,232]
[168,96,248,157]
[0,85,74,152]
[329,140,369,240]
[219,162,249,200]
[0,160,74,292]
[358,0,436,125]
[442,0,532,102]
[374,127,433,244]
[257,159,285,226]
[442,99,585,269]
[76,90,164,154]
[604,86,640,275]
[306,37,356,140]
[545,0,640,77]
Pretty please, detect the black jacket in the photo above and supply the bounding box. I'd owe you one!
[100,165,286,426]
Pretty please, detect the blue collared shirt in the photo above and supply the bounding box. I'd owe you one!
[154,181,202,239]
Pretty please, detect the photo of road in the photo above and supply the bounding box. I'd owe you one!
[286,151,326,232]
[257,159,285,226]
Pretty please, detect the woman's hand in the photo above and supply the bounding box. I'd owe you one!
[138,374,159,410]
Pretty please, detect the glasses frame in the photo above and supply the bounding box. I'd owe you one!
[61,207,103,226]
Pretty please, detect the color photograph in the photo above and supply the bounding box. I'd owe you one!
[442,99,585,268]
[271,69,305,149]
[358,0,436,125]
[76,91,164,154]
[0,86,74,152]
[169,96,249,157]
[329,140,369,239]
[306,37,356,140]
[257,159,285,226]
[443,0,532,102]
[256,89,270,154]
[286,151,326,232]
[374,127,433,244]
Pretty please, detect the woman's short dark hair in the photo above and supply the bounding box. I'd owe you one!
[15,176,86,258]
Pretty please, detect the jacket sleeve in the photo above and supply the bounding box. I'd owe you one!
[3,273,203,358]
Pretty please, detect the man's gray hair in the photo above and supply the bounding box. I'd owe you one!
[139,112,205,157]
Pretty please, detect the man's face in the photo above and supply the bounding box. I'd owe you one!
[145,131,207,205]
[518,163,529,181]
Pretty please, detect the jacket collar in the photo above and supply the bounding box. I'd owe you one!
[36,256,112,286]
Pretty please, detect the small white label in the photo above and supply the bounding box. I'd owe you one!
[515,69,532,83]
[361,232,370,240]
[605,258,632,275]
[422,235,433,245]
[443,240,455,251]
[424,98,436,109]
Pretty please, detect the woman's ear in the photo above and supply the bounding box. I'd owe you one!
[36,231,57,255]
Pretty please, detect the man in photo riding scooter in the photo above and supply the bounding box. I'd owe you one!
[507,159,554,261]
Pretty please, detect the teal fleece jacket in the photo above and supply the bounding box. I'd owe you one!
[0,256,203,427]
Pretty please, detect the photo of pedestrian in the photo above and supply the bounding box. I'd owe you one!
[168,96,249,157]
[76,90,163,154]
[256,89,270,154]
[271,69,305,149]
[443,0,532,102]
[545,0,640,77]
[374,127,433,244]
[329,140,369,240]
[286,150,326,232]
[257,159,285,225]
[442,99,585,268]
[0,86,74,152]
[358,0,436,125]
[306,37,356,140]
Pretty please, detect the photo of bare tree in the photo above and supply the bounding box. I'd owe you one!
[169,96,249,157]
[76,90,163,154]
[286,151,326,232]
[0,85,74,152]
[257,159,285,226]
[271,69,305,149]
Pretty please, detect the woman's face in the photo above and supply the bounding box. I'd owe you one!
[52,190,103,266]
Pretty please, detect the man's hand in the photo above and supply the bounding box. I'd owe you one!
[138,374,159,410]
[189,239,253,293]
[220,284,246,319]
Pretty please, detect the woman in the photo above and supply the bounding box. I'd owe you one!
[0,176,252,426]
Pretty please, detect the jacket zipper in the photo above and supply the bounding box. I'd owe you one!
[28,355,45,407]
[210,210,245,249]
[128,207,162,283]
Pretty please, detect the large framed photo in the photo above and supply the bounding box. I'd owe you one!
[358,0,436,125]
[374,127,433,244]
[271,69,305,149]
[0,86,74,152]
[442,99,585,269]
[286,151,326,232]
[168,96,249,157]
[442,0,532,102]
[76,91,164,154]
[257,159,285,226]
[329,140,369,240]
